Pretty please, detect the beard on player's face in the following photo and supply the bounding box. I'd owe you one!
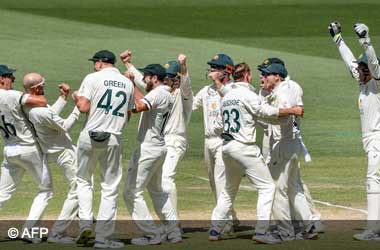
[143,75,154,92]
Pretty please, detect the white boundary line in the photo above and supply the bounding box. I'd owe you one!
[187,174,368,215]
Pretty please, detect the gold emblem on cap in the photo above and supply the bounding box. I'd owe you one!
[263,59,269,65]
[164,63,170,69]
[213,55,219,60]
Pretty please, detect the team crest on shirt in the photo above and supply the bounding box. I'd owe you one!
[211,102,217,110]
[358,98,364,114]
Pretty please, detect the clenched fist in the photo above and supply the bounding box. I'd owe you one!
[58,83,70,100]
[120,50,132,64]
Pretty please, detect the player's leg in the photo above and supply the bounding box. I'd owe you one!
[22,150,54,231]
[95,135,123,243]
[0,156,25,208]
[49,149,79,239]
[76,131,97,237]
[238,143,276,234]
[210,145,243,238]
[269,142,294,238]
[161,136,186,216]
[204,138,218,201]
[147,146,181,242]
[123,143,163,241]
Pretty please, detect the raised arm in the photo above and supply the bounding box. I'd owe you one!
[50,83,70,115]
[354,23,380,79]
[328,21,360,82]
[120,50,147,92]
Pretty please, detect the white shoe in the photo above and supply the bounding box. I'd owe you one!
[305,223,318,240]
[76,228,92,244]
[131,235,161,246]
[47,234,75,244]
[353,230,380,241]
[21,236,42,244]
[252,232,282,244]
[94,240,125,249]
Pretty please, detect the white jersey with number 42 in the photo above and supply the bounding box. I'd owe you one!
[78,67,134,135]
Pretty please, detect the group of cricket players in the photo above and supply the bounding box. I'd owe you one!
[0,20,379,248]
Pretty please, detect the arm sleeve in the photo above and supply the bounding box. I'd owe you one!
[212,110,224,135]
[77,74,94,100]
[336,41,360,82]
[38,109,68,133]
[19,93,30,105]
[128,65,147,92]
[363,44,380,79]
[63,106,81,130]
[192,88,204,111]
[180,74,193,100]
[141,88,163,110]
[247,95,279,118]
[128,86,135,110]
[50,96,67,115]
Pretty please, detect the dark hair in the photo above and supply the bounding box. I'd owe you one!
[233,62,250,81]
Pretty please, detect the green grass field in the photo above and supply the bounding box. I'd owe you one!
[0,0,379,248]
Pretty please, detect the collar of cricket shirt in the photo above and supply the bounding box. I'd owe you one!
[159,85,172,92]
[233,81,256,92]
[100,67,120,73]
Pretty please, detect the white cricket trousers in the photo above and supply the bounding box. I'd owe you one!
[269,138,313,236]
[263,132,320,223]
[76,130,123,242]
[161,135,187,217]
[211,140,275,234]
[0,146,53,230]
[365,145,380,233]
[124,141,179,237]
[47,148,78,236]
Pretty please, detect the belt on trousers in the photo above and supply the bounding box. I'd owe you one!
[221,133,235,142]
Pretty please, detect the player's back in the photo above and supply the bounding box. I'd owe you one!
[137,85,172,145]
[0,89,35,149]
[79,67,134,135]
[221,82,261,144]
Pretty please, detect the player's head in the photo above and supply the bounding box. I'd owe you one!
[355,53,374,84]
[207,53,234,83]
[139,64,166,92]
[164,61,181,89]
[257,57,286,89]
[89,50,116,72]
[258,63,288,92]
[0,65,16,90]
[23,73,45,95]
[233,62,252,83]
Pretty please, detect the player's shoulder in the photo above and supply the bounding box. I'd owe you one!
[29,106,53,117]
[0,89,23,103]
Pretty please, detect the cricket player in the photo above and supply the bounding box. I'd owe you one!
[123,63,181,245]
[120,51,193,221]
[0,65,52,243]
[73,50,134,248]
[208,62,304,244]
[21,72,81,244]
[192,54,238,229]
[329,21,380,240]
[258,58,323,235]
[258,62,318,240]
